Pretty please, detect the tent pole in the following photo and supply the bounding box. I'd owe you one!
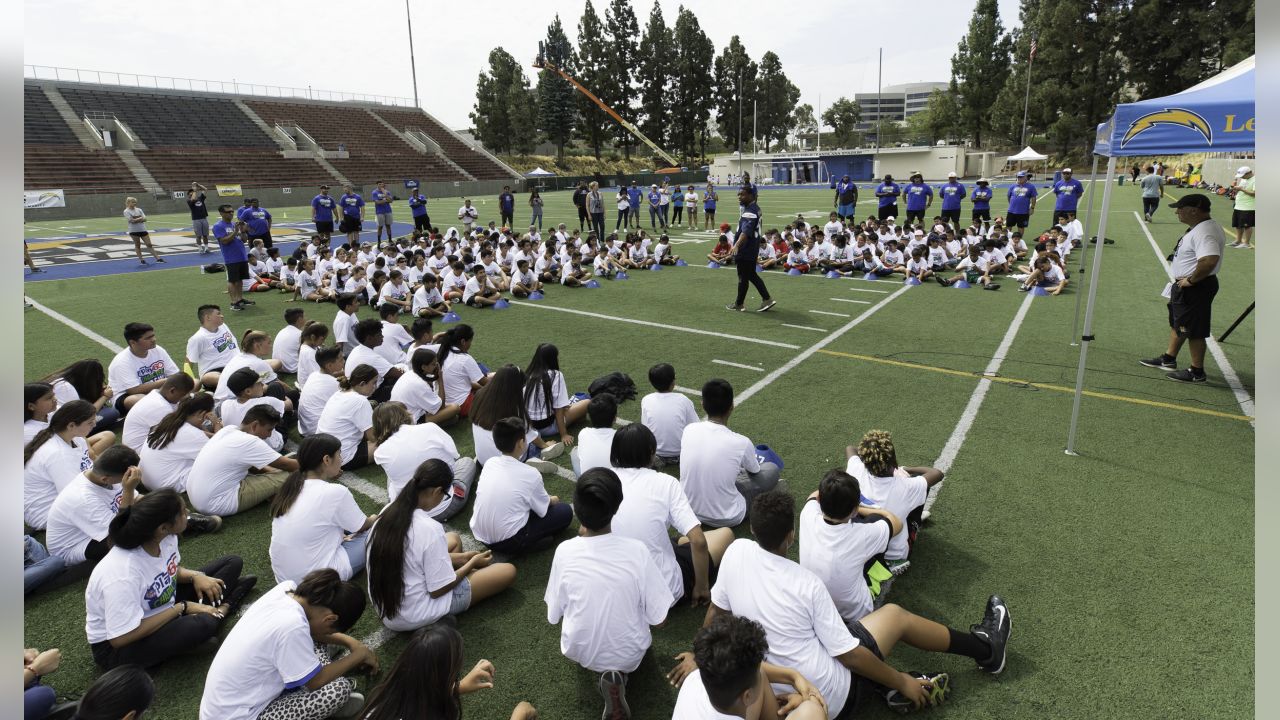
[1069,154,1101,345]
[1066,155,1118,456]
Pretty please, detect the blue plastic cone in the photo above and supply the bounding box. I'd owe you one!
[527,291,544,300]
[585,279,601,288]
[441,311,462,323]
[953,279,971,289]
[826,270,842,279]
[1031,285,1050,296]
[650,263,662,271]
[788,268,802,276]
[905,277,921,286]
[707,261,721,269]
[615,271,629,280]
[863,273,879,281]
[492,299,510,310]
[675,259,688,267]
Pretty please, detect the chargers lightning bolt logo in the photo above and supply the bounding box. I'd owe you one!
[1121,108,1213,148]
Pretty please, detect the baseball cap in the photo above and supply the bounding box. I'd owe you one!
[1236,166,1251,176]
[1016,171,1027,178]
[719,222,731,231]
[227,367,262,395]
[1062,168,1073,173]
[319,184,330,189]
[1168,194,1211,211]
[886,216,895,221]
[947,171,958,178]
[976,177,990,184]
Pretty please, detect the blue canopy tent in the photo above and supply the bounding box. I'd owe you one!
[1066,56,1254,453]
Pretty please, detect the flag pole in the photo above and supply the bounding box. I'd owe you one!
[1019,36,1036,148]
[405,0,420,107]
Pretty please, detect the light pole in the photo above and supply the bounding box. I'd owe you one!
[737,69,743,175]
[405,0,420,107]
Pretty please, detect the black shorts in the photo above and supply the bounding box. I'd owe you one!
[905,210,926,226]
[339,217,362,234]
[673,537,720,603]
[225,260,250,283]
[315,220,334,234]
[836,620,885,720]
[249,231,272,247]
[113,392,131,416]
[972,208,991,222]
[414,215,431,231]
[878,205,898,221]
[1231,209,1254,229]
[940,209,961,224]
[128,231,149,239]
[1167,274,1219,339]
[1006,212,1030,228]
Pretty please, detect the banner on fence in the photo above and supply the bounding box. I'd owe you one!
[216,184,244,197]
[24,189,66,209]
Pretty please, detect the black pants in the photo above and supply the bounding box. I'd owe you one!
[735,258,771,306]
[500,212,513,227]
[577,206,589,230]
[878,204,898,220]
[414,214,431,232]
[485,504,574,555]
[1143,197,1160,217]
[672,206,683,223]
[591,213,606,242]
[250,232,273,249]
[616,208,629,230]
[91,555,243,670]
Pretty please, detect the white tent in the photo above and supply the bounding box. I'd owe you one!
[1006,146,1047,162]
[525,167,556,177]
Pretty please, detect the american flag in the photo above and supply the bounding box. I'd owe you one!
[1029,37,1037,60]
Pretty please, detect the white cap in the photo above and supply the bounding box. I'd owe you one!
[1236,166,1252,176]
[886,216,895,221]
[947,171,958,178]
[1062,167,1073,173]
[976,177,990,184]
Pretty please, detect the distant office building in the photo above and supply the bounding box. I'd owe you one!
[855,81,948,130]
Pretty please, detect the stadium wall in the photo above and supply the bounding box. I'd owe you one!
[711,146,968,182]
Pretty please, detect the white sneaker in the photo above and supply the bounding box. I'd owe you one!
[539,442,565,460]
[525,458,560,475]
[333,691,365,719]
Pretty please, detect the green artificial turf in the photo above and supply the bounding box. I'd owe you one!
[23,185,1254,719]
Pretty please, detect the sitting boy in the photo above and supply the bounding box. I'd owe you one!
[571,393,618,477]
[470,417,575,555]
[640,363,700,467]
[678,379,780,527]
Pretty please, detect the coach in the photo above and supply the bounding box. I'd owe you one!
[1139,194,1224,384]
[212,204,250,311]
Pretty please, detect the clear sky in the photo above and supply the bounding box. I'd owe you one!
[24,0,1023,131]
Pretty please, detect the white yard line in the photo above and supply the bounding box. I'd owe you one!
[1132,211,1254,420]
[847,287,892,294]
[781,323,827,332]
[510,301,801,350]
[713,359,766,371]
[25,297,124,352]
[809,310,850,318]
[336,471,389,504]
[735,284,914,406]
[674,385,703,396]
[829,297,872,305]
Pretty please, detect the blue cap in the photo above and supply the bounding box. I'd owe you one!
[1016,171,1028,178]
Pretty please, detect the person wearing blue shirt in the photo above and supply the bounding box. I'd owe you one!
[971,178,994,232]
[1006,172,1038,229]
[875,175,901,221]
[726,185,776,313]
[311,185,339,248]
[903,173,933,227]
[671,186,685,226]
[498,185,516,229]
[408,187,431,233]
[702,184,718,232]
[647,185,663,229]
[834,175,859,222]
[243,198,273,249]
[627,182,642,229]
[1052,168,1084,220]
[339,185,365,249]
[235,198,253,222]
[371,180,394,249]
[212,204,251,311]
[938,172,967,227]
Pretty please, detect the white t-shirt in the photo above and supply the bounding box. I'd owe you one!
[108,346,179,396]
[373,423,460,503]
[297,373,340,436]
[611,466,701,604]
[412,286,445,315]
[640,392,699,458]
[574,427,615,474]
[186,324,239,371]
[389,372,444,421]
[712,540,858,717]
[200,581,322,720]
[1169,218,1226,279]
[678,422,761,526]
[272,325,303,373]
[296,345,319,389]
[525,370,570,422]
[671,670,740,720]
[317,391,374,465]
[471,423,539,467]
[462,276,495,304]
[332,310,358,349]
[24,418,47,443]
[370,510,457,631]
[220,397,286,450]
[186,427,282,516]
[85,534,181,645]
[848,457,927,561]
[441,350,484,405]
[24,435,93,529]
[545,533,672,673]
[270,479,367,584]
[798,499,892,623]
[121,389,177,451]
[45,473,122,564]
[377,321,414,366]
[470,455,551,544]
[345,344,393,385]
[213,353,276,402]
[139,423,208,493]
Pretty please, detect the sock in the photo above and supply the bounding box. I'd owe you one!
[947,627,991,661]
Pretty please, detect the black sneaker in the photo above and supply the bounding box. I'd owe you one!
[185,512,223,535]
[598,670,630,720]
[229,302,244,311]
[725,304,745,312]
[884,672,950,713]
[1166,368,1207,383]
[757,299,777,312]
[240,298,255,305]
[155,257,166,263]
[971,594,1011,674]
[1138,355,1176,369]
[936,277,953,287]
[982,283,1001,291]
[222,574,258,617]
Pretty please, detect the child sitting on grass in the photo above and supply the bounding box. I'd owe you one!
[654,235,680,266]
[560,252,592,288]
[936,245,1000,290]
[846,429,946,573]
[441,261,469,303]
[511,259,543,297]
[411,273,450,318]
[293,258,334,303]
[904,247,933,283]
[640,363,700,468]
[463,265,503,308]
[627,240,655,269]
[784,241,811,274]
[1018,255,1068,294]
[707,234,734,265]
[571,394,618,477]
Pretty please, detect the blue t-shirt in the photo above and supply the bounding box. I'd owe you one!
[673,192,684,208]
[704,191,717,210]
[312,194,338,223]
[372,189,393,214]
[244,208,271,235]
[340,193,365,218]
[1007,183,1038,214]
[498,192,514,213]
[939,182,967,211]
[212,219,248,263]
[735,202,762,260]
[236,205,253,221]
[628,188,642,208]
[408,194,429,217]
[904,183,933,212]
[836,180,858,205]
[876,183,901,208]
[971,186,993,210]
[1053,179,1084,212]
[648,191,661,207]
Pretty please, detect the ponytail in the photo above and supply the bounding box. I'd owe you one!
[342,364,378,391]
[148,393,215,450]
[409,347,438,382]
[433,324,474,371]
[109,489,184,549]
[293,568,367,632]
[25,399,95,464]
[271,434,342,518]
[367,459,453,620]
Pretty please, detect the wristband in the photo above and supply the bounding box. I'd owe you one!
[179,601,188,616]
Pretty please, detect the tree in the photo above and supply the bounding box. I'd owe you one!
[711,36,758,153]
[669,6,715,162]
[1120,0,1253,99]
[506,78,539,155]
[754,51,800,152]
[1213,0,1254,68]
[471,48,533,155]
[602,0,640,158]
[574,1,610,159]
[821,97,861,147]
[904,89,960,145]
[537,15,577,159]
[792,103,816,147]
[949,0,1013,147]
[637,2,675,156]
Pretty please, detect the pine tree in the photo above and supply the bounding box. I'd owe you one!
[1121,0,1253,99]
[712,36,757,152]
[602,0,640,158]
[537,15,578,159]
[470,48,526,154]
[637,2,675,157]
[950,0,1013,147]
[670,6,715,162]
[507,77,539,156]
[821,98,861,147]
[754,51,800,152]
[574,1,610,159]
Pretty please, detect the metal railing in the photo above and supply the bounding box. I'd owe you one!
[25,65,418,108]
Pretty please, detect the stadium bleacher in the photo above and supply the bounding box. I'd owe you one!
[24,85,143,195]
[373,107,513,181]
[58,88,277,148]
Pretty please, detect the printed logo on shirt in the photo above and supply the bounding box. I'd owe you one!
[1012,187,1031,197]
[143,552,180,610]
[110,489,124,514]
[135,361,169,385]
[213,332,236,354]
[79,451,94,472]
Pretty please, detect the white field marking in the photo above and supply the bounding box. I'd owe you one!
[774,209,828,218]
[933,291,1036,474]
[362,627,396,650]
[713,359,765,371]
[809,309,850,317]
[829,297,872,305]
[735,283,913,406]
[336,471,389,504]
[24,297,123,352]
[847,287,891,294]
[509,301,801,350]
[781,323,827,332]
[1132,211,1254,420]
[674,385,703,396]
[614,418,633,427]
